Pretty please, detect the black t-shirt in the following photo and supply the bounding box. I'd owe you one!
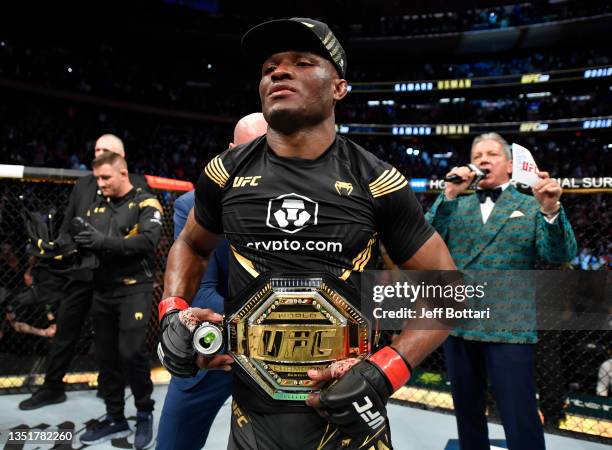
[194,134,434,412]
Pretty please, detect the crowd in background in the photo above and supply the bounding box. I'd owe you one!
[349,49,612,82]
[1,35,610,183]
[0,94,233,182]
[338,0,611,37]
[2,36,610,109]
[338,88,612,124]
[1,97,610,184]
[105,0,611,39]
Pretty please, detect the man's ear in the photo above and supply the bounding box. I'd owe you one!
[506,159,513,175]
[333,78,348,101]
[229,142,235,149]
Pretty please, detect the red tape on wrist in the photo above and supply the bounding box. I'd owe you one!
[158,296,189,322]
[368,346,412,392]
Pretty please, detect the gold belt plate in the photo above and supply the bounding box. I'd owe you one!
[226,275,370,401]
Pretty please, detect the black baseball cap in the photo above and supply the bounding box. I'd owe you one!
[241,17,347,78]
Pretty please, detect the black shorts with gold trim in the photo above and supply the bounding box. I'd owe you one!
[227,400,393,450]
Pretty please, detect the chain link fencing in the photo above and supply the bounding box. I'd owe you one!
[0,172,609,443]
[0,173,179,394]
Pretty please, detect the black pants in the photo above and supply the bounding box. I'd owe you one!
[228,400,393,450]
[92,291,154,419]
[443,336,545,450]
[43,279,93,391]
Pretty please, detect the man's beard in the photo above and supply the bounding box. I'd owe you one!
[266,106,326,135]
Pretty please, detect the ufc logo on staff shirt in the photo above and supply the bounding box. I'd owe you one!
[352,395,385,429]
[266,193,318,234]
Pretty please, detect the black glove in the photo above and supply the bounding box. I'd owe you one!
[157,310,199,378]
[319,346,411,438]
[319,361,390,437]
[74,227,105,250]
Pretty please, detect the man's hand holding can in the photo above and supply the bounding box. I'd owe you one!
[157,297,234,377]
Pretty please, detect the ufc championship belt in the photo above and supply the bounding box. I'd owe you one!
[193,273,371,401]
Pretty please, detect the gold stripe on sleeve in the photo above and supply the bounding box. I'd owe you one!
[371,179,408,198]
[204,156,229,188]
[212,156,230,181]
[139,198,163,212]
[369,167,408,198]
[369,168,393,190]
[370,170,403,195]
[204,164,225,187]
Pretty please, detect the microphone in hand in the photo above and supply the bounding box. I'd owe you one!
[444,164,489,184]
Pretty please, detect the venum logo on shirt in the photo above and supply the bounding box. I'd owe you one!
[266,193,318,234]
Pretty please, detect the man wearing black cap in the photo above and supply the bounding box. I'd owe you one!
[157,18,457,449]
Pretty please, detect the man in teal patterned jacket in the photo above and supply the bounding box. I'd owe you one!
[426,132,576,450]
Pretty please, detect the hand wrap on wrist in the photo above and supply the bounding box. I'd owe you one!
[157,297,198,378]
[158,296,190,322]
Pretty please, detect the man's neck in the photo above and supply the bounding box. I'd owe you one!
[266,120,336,160]
[478,179,511,191]
[494,180,511,191]
[115,182,134,199]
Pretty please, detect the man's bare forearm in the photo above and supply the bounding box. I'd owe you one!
[162,237,207,301]
[393,232,456,368]
[392,329,449,369]
[163,209,222,302]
